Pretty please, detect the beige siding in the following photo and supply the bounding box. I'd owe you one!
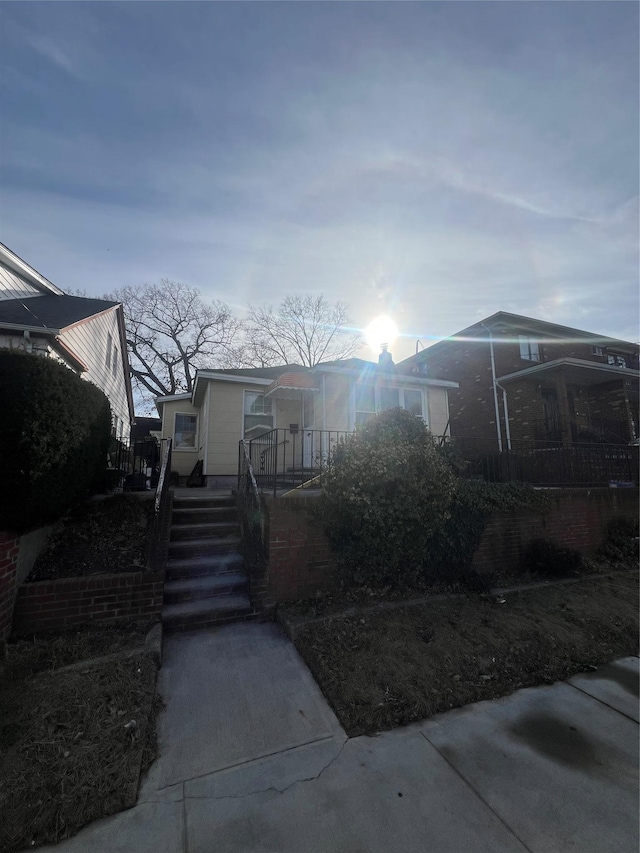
[199,383,211,472]
[206,381,267,476]
[0,333,52,359]
[161,399,200,477]
[0,262,42,300]
[59,309,131,441]
[323,374,351,431]
[427,386,450,436]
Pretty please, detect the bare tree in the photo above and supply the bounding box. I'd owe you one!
[109,280,241,405]
[239,295,361,367]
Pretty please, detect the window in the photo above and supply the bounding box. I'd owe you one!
[379,386,399,411]
[355,383,376,426]
[607,354,627,368]
[519,335,540,362]
[591,346,604,356]
[402,388,423,417]
[111,346,118,378]
[105,333,113,369]
[243,392,273,439]
[174,413,197,449]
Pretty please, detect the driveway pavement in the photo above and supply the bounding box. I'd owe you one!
[39,624,639,853]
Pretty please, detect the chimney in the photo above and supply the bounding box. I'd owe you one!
[378,343,394,369]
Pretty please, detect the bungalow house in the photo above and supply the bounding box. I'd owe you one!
[0,243,135,441]
[399,313,639,484]
[155,350,458,488]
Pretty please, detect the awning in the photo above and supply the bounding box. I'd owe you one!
[498,357,640,390]
[265,372,319,399]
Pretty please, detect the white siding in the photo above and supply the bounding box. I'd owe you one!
[0,262,42,300]
[59,309,131,441]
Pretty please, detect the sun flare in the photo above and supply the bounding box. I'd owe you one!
[365,315,398,354]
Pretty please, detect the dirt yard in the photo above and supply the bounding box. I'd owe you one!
[291,571,639,737]
[0,624,162,853]
[27,493,153,581]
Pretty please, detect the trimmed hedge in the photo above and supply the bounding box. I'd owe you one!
[0,350,112,533]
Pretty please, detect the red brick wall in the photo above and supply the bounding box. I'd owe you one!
[11,571,164,637]
[472,487,638,574]
[0,532,19,640]
[264,497,335,604]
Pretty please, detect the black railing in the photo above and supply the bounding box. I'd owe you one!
[237,439,267,561]
[449,436,639,487]
[528,416,633,446]
[145,438,173,572]
[242,428,352,497]
[107,435,162,491]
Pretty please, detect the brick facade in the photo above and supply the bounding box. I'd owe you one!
[11,571,164,636]
[420,315,639,448]
[0,531,19,640]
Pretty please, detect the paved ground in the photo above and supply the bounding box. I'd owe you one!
[39,625,639,853]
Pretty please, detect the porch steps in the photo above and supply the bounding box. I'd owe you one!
[162,492,258,632]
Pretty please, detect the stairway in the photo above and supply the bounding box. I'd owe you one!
[162,492,256,632]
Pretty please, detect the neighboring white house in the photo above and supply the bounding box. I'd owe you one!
[155,354,458,486]
[0,243,135,441]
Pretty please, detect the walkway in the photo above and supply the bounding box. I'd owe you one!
[40,624,639,852]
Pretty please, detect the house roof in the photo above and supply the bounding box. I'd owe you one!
[204,364,305,379]
[265,372,319,397]
[0,242,65,296]
[402,312,638,366]
[498,357,640,388]
[0,294,118,332]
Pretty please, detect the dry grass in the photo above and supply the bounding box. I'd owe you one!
[0,631,161,853]
[293,571,639,737]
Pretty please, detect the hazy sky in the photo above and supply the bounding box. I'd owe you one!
[1,1,638,360]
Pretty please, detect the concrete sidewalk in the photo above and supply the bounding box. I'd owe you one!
[40,625,639,853]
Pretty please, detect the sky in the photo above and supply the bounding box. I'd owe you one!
[1,1,638,361]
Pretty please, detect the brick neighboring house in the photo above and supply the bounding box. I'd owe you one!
[401,312,639,452]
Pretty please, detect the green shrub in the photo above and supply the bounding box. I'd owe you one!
[0,351,112,533]
[522,538,584,578]
[319,408,457,587]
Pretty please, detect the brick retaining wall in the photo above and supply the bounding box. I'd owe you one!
[472,487,638,574]
[264,497,336,604]
[11,571,164,636]
[256,488,638,604]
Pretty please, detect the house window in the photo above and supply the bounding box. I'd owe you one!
[243,392,273,439]
[355,383,376,426]
[105,333,113,369]
[111,346,118,378]
[379,386,400,411]
[174,413,197,449]
[402,388,424,418]
[519,335,540,362]
[591,346,604,356]
[607,354,627,368]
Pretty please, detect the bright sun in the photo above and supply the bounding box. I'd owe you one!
[365,315,398,354]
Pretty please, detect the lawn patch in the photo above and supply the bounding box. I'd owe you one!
[0,626,162,852]
[291,572,639,737]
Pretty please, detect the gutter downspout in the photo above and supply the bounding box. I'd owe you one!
[482,322,503,452]
[497,381,512,450]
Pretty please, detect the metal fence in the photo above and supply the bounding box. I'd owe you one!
[237,439,267,561]
[448,436,639,487]
[108,436,162,492]
[145,438,172,572]
[241,428,352,497]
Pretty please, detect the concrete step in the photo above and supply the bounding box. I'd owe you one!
[165,553,245,581]
[168,535,242,558]
[162,594,255,632]
[172,506,237,525]
[170,521,239,541]
[163,572,248,604]
[172,495,235,510]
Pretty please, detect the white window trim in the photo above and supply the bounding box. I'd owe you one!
[174,411,198,452]
[349,381,427,430]
[518,335,541,362]
[241,389,275,439]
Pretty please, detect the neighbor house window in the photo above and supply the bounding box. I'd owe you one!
[174,413,197,449]
[591,346,604,356]
[111,346,118,378]
[243,392,273,439]
[402,388,424,417]
[355,382,376,426]
[607,354,627,368]
[519,335,540,362]
[105,333,113,369]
